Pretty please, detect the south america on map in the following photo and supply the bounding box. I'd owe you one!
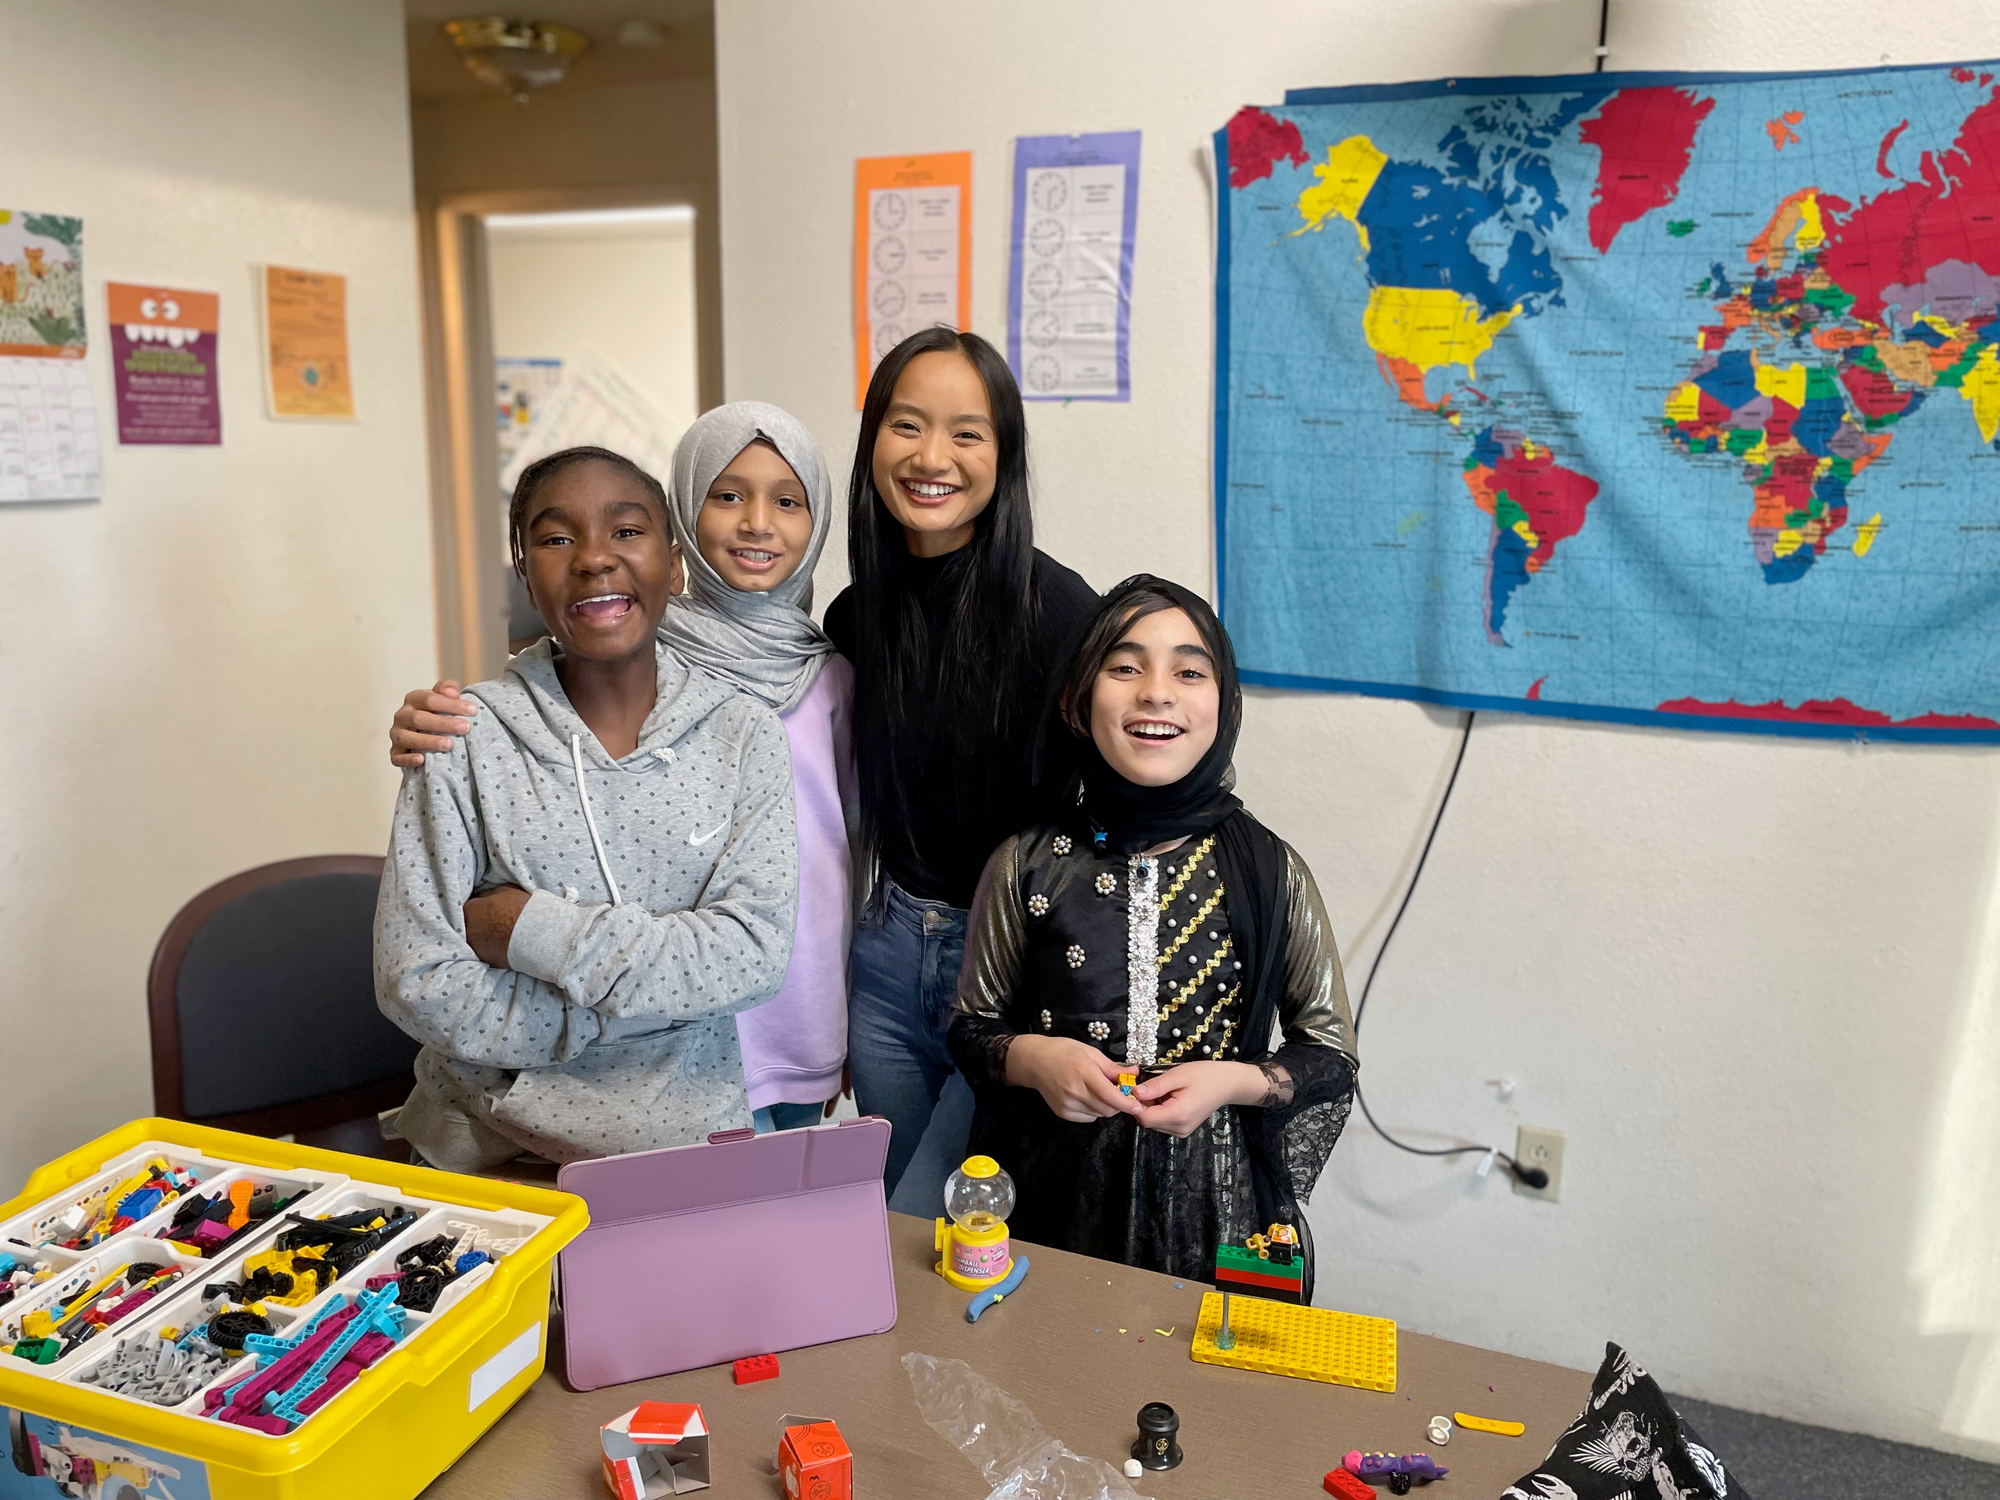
[1215,63,2000,738]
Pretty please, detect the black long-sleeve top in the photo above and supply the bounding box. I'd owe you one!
[824,548,1099,908]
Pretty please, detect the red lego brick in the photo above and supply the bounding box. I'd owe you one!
[1324,1467,1373,1500]
[733,1353,779,1385]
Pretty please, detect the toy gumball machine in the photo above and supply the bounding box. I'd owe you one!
[934,1155,1015,1291]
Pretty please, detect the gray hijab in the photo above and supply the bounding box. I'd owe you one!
[659,401,836,714]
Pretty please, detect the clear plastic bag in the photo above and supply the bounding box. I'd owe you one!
[902,1351,1155,1500]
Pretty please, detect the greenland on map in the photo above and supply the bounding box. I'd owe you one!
[1214,62,2000,740]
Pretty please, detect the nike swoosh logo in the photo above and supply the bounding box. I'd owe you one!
[687,820,729,847]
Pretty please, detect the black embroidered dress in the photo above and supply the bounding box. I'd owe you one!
[947,819,1358,1281]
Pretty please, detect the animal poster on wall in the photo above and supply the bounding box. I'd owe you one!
[1215,61,2000,741]
[853,150,972,407]
[260,265,354,419]
[108,283,221,445]
[1007,131,1141,401]
[0,209,86,359]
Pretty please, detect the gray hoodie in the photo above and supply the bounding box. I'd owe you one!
[374,638,797,1172]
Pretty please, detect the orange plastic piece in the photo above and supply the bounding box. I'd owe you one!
[227,1178,255,1230]
[778,1419,852,1500]
[1453,1410,1526,1436]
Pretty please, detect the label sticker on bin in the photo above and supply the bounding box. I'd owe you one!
[468,1323,541,1412]
[0,1408,209,1499]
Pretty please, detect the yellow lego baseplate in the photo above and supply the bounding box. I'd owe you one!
[1188,1290,1397,1392]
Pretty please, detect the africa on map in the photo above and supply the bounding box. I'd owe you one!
[1215,63,2000,739]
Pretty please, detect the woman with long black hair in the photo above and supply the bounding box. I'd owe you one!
[827,327,1098,1202]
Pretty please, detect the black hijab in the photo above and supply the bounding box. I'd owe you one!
[1037,576,1293,1072]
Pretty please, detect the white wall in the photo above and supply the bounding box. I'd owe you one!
[488,212,701,441]
[716,0,2000,1459]
[0,3,434,1190]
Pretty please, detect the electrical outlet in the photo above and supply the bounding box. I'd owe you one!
[1513,1125,1565,1202]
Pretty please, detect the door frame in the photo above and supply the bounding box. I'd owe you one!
[416,179,720,684]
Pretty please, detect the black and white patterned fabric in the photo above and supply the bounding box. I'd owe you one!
[1503,1343,1750,1500]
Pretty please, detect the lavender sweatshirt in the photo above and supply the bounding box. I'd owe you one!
[738,653,855,1109]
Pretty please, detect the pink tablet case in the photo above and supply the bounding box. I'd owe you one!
[556,1116,898,1390]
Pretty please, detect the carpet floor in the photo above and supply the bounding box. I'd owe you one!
[1670,1394,2000,1500]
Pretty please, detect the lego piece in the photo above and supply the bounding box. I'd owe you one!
[227,1179,255,1230]
[1188,1290,1397,1392]
[965,1256,1030,1322]
[1131,1401,1181,1471]
[1124,1459,1144,1480]
[1214,1243,1305,1302]
[1452,1409,1525,1436]
[733,1353,779,1385]
[1118,1071,1137,1095]
[1324,1468,1374,1500]
[602,1401,710,1498]
[1427,1415,1453,1445]
[777,1415,851,1500]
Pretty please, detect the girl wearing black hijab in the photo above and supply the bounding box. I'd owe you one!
[947,576,1358,1284]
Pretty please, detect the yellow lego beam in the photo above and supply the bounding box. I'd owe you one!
[1188,1290,1397,1392]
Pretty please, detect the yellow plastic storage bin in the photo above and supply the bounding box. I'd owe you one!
[0,1118,587,1500]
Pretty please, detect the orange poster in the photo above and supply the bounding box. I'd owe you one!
[262,265,354,419]
[854,151,972,407]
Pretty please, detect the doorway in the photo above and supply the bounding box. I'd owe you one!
[486,204,700,647]
[404,0,719,683]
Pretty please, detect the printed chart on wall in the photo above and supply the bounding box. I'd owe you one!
[0,208,101,502]
[1215,61,2000,740]
[261,265,354,419]
[109,283,221,445]
[496,356,562,475]
[1008,131,1141,401]
[499,354,674,493]
[854,151,972,406]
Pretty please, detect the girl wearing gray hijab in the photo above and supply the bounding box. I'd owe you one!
[662,402,856,1131]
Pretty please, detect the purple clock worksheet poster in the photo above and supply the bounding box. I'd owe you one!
[107,282,221,444]
[1007,130,1140,401]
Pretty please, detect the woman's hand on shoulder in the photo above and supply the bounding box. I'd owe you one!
[1131,1061,1266,1138]
[1004,1036,1143,1124]
[391,680,480,768]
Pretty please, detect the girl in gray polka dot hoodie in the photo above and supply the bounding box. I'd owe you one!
[375,448,798,1172]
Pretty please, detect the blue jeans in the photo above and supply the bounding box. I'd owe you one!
[848,877,973,1207]
[753,1101,826,1133]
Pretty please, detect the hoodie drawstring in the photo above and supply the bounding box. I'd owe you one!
[570,732,623,908]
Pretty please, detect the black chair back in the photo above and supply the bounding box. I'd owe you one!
[147,856,419,1141]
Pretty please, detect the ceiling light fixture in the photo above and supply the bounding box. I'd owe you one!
[443,18,590,104]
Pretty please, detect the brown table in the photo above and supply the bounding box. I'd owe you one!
[426,1213,1590,1497]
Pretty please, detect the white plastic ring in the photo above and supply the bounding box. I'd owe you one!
[1428,1415,1453,1445]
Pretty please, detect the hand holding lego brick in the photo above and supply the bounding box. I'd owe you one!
[1130,1060,1267,1137]
[1002,1036,1143,1122]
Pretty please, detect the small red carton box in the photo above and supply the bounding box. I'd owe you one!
[602,1401,710,1498]
[777,1413,851,1500]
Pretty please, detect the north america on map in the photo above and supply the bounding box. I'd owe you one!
[1216,63,2000,737]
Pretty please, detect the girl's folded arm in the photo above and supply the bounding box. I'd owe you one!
[946,837,1028,1085]
[507,713,801,1022]
[374,757,602,1068]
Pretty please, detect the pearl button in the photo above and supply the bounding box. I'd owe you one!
[1201,1046,1211,1055]
[1172,1028,1181,1037]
